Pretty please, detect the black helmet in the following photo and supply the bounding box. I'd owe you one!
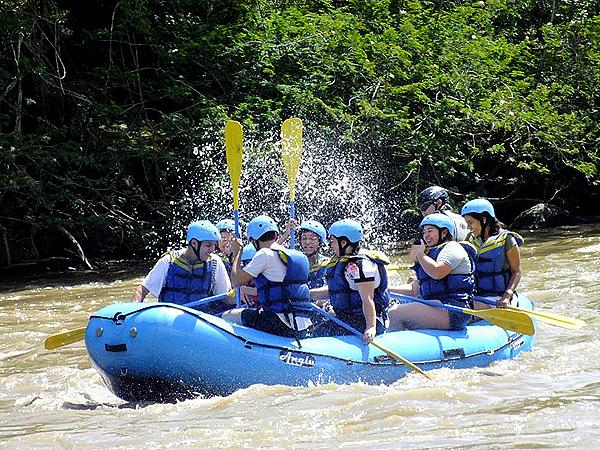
[417,186,448,209]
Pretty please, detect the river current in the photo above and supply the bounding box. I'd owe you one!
[1,225,599,449]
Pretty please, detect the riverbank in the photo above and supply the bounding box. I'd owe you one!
[0,259,152,293]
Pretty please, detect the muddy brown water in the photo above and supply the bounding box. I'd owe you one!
[1,225,599,448]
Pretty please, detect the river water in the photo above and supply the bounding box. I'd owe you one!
[1,225,599,449]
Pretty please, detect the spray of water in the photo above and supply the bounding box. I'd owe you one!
[144,121,419,257]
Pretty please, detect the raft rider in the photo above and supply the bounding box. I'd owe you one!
[215,218,236,276]
[221,215,315,339]
[388,213,475,331]
[310,219,390,342]
[131,220,233,314]
[461,198,524,309]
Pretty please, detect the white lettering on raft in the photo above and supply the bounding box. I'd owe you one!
[279,351,316,368]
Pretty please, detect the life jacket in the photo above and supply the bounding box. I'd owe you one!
[414,241,476,304]
[159,252,215,305]
[253,248,312,314]
[325,251,390,320]
[307,255,328,289]
[216,251,232,276]
[467,230,524,296]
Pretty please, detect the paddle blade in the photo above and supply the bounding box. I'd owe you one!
[507,305,584,330]
[281,117,303,201]
[225,120,243,209]
[467,307,536,336]
[370,340,432,380]
[44,327,86,350]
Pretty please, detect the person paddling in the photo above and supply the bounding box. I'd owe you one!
[461,199,524,308]
[388,213,475,331]
[221,215,315,339]
[131,221,233,314]
[310,219,390,342]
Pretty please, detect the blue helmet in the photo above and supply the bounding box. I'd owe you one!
[215,219,235,232]
[420,213,456,239]
[241,243,257,263]
[247,215,279,240]
[461,199,496,218]
[299,220,327,243]
[186,220,221,243]
[328,219,363,243]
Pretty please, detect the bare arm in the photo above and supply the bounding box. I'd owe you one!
[229,238,254,288]
[309,285,329,300]
[498,245,522,307]
[131,284,149,302]
[415,252,452,280]
[388,279,420,296]
[356,281,377,342]
[276,219,298,246]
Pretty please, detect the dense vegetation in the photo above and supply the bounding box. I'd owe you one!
[1,0,598,266]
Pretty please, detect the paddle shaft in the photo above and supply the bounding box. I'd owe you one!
[289,201,296,249]
[474,295,584,329]
[305,304,431,379]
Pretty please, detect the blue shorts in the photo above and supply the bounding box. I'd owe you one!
[446,300,473,330]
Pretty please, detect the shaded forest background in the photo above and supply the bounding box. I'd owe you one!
[1,0,599,268]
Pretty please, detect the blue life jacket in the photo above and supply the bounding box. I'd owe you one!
[326,252,390,320]
[253,248,312,314]
[217,251,232,277]
[159,252,215,305]
[308,255,328,289]
[415,241,476,304]
[467,230,524,296]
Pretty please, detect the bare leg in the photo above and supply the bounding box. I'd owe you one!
[221,308,245,325]
[388,302,451,331]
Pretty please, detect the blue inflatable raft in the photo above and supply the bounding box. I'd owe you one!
[85,295,535,402]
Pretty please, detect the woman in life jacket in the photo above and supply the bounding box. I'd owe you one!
[461,199,524,309]
[297,220,329,289]
[310,219,390,343]
[222,215,314,338]
[215,219,236,277]
[130,220,232,313]
[388,213,475,331]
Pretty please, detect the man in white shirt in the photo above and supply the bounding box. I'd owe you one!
[131,220,232,313]
[221,215,313,338]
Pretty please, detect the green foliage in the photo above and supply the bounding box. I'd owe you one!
[0,0,598,263]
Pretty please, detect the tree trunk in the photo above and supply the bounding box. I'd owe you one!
[57,226,93,270]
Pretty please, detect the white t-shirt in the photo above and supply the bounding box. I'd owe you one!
[444,210,469,242]
[242,242,287,282]
[343,254,382,291]
[142,249,231,299]
[435,241,472,274]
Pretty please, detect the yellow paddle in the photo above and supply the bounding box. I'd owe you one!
[44,327,86,350]
[44,291,234,350]
[390,292,535,336]
[474,296,585,330]
[388,264,411,271]
[225,120,243,306]
[281,117,303,249]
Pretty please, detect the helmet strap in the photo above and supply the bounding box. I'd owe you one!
[190,239,202,261]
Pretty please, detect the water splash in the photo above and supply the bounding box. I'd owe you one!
[144,121,419,256]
